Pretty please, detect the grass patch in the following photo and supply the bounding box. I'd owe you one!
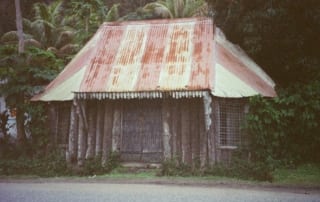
[103,167,159,179]
[273,164,320,186]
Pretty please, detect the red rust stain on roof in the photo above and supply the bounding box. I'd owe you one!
[117,29,145,66]
[166,25,189,63]
[136,25,168,91]
[80,28,124,92]
[188,21,214,90]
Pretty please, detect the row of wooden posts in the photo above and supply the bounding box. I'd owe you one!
[48,95,238,167]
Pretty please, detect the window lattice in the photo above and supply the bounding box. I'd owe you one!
[217,99,246,147]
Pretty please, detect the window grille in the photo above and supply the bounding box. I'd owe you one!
[216,98,246,147]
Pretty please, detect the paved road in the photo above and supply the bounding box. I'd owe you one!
[0,182,319,202]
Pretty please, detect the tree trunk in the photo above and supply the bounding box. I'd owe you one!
[85,101,97,159]
[15,0,24,53]
[15,0,25,146]
[16,93,26,146]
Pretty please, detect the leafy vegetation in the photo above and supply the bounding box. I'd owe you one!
[245,81,320,166]
[159,155,273,181]
[208,0,320,87]
[0,150,121,177]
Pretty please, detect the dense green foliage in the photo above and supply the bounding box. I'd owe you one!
[245,81,320,166]
[159,157,273,181]
[0,151,120,177]
[209,0,320,87]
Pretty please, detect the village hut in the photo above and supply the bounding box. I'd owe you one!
[32,18,276,166]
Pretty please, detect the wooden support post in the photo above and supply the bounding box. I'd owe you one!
[85,101,97,159]
[199,99,207,168]
[171,100,179,159]
[191,99,200,168]
[162,99,172,160]
[111,105,121,152]
[102,102,114,166]
[181,100,192,164]
[77,100,87,166]
[205,95,215,165]
[66,100,78,164]
[95,101,104,156]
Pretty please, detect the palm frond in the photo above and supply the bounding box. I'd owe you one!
[174,0,184,17]
[1,31,18,43]
[143,2,173,18]
[106,4,120,22]
[25,39,42,48]
[55,31,74,49]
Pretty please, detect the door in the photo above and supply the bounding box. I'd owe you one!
[121,100,163,163]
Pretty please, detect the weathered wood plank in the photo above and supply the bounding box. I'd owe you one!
[77,100,87,166]
[112,104,121,153]
[190,99,200,168]
[95,101,104,156]
[102,102,114,166]
[67,100,78,164]
[199,100,207,167]
[85,101,97,159]
[181,100,192,164]
[208,98,216,165]
[162,99,171,160]
[170,100,178,159]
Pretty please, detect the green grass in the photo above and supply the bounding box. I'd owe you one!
[1,163,320,188]
[272,164,320,186]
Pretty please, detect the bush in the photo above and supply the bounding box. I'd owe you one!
[0,150,68,176]
[160,158,194,176]
[0,150,121,177]
[77,152,120,176]
[244,81,320,165]
[158,156,273,181]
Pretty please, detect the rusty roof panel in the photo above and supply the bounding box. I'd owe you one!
[188,21,214,90]
[79,18,214,93]
[32,18,276,101]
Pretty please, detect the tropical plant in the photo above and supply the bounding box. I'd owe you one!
[208,0,320,87]
[244,80,320,166]
[141,0,208,18]
[1,0,79,61]
[26,1,78,58]
[63,0,120,45]
[0,44,63,146]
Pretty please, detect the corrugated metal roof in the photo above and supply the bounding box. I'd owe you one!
[32,18,276,101]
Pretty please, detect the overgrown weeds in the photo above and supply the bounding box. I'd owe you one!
[158,155,274,182]
[0,145,121,177]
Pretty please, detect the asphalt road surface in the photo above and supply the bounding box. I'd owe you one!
[0,182,319,202]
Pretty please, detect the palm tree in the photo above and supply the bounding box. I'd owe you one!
[27,0,78,57]
[1,1,78,60]
[14,0,26,145]
[64,0,120,45]
[141,0,208,18]
[15,0,24,54]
